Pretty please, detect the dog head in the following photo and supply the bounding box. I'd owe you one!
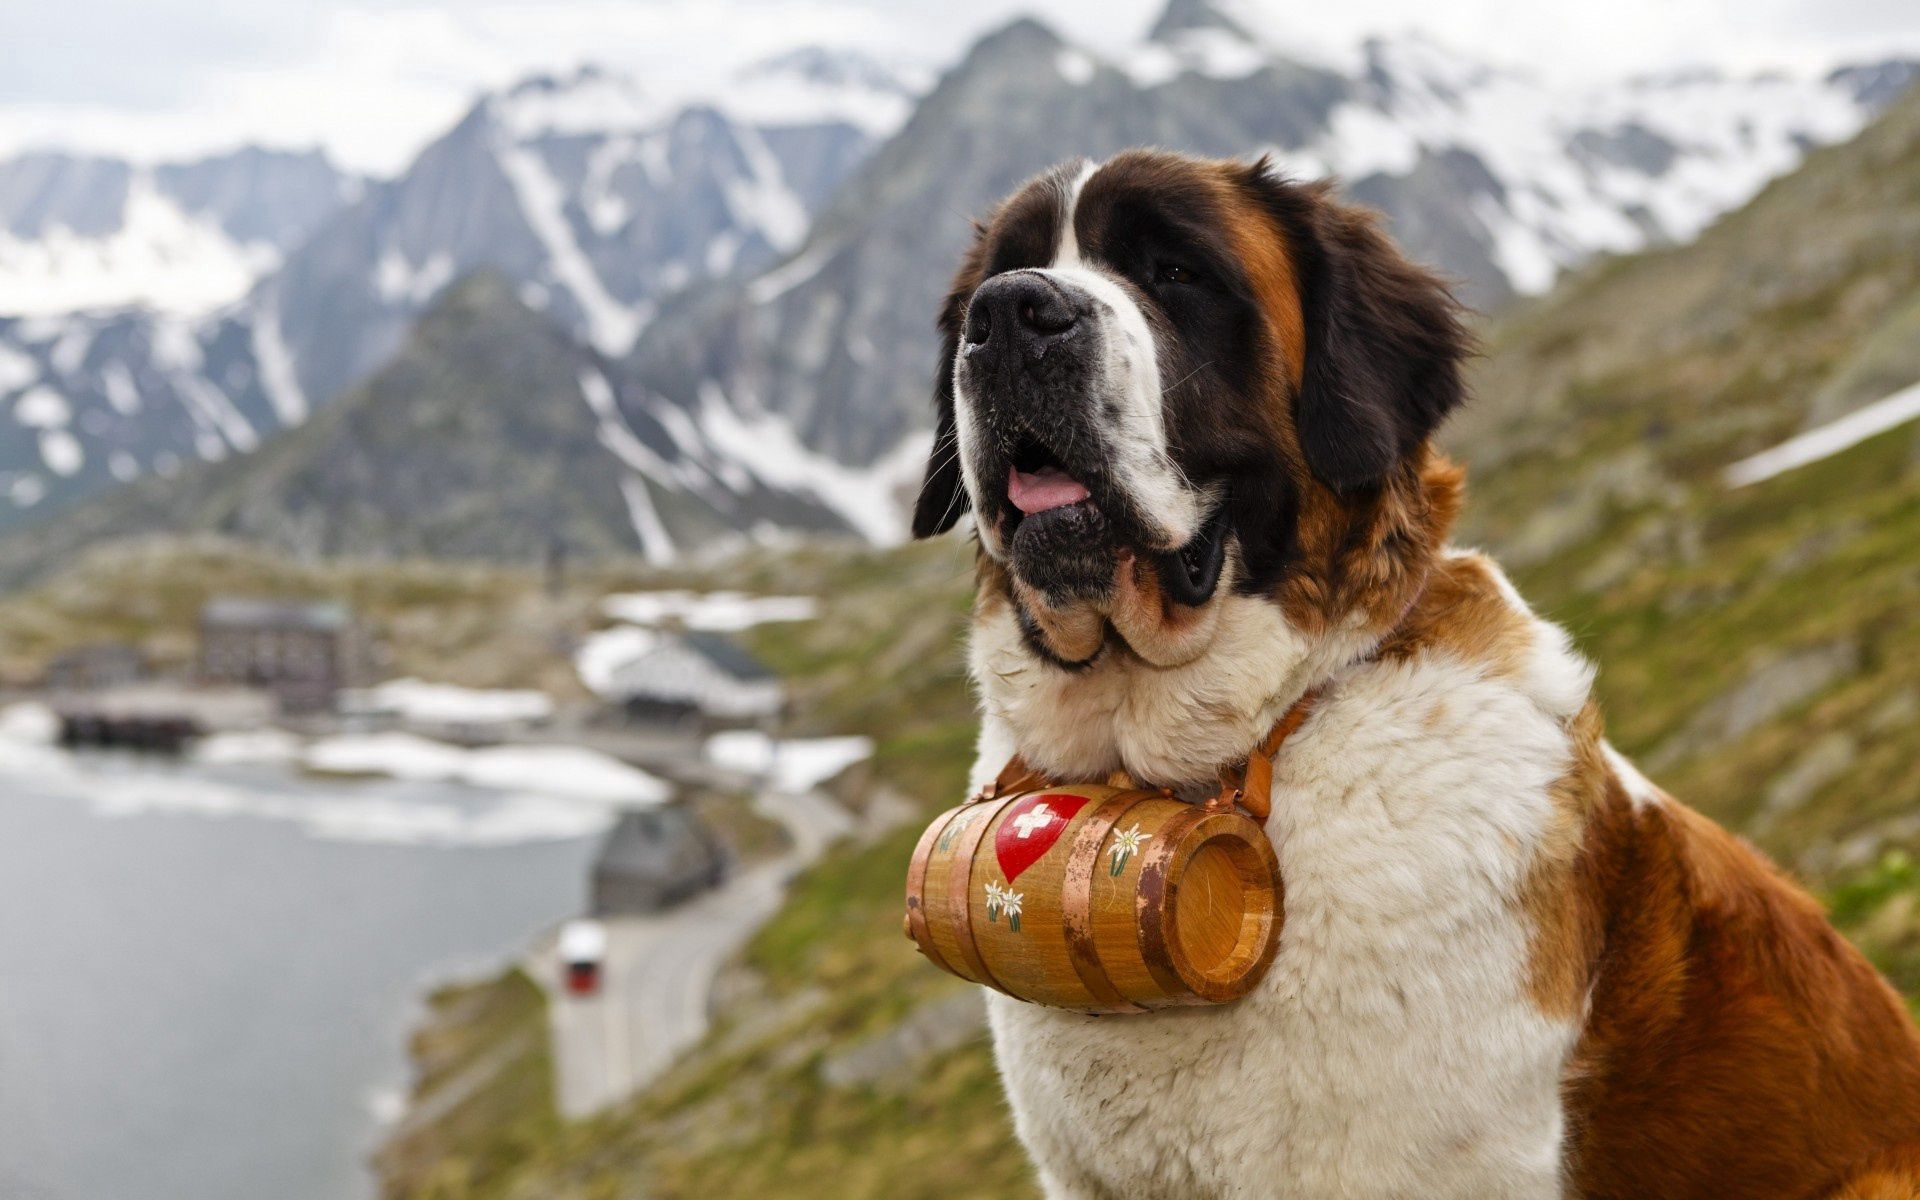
[913,150,1468,670]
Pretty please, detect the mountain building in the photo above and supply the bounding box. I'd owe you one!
[600,630,784,729]
[590,807,728,915]
[196,598,363,712]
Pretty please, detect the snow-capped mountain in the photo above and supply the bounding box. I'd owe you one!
[1288,36,1892,293]
[0,146,357,317]
[0,1,1913,565]
[619,7,1917,500]
[0,273,870,580]
[0,51,912,532]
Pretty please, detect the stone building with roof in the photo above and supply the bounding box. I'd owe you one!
[590,806,727,914]
[196,598,363,711]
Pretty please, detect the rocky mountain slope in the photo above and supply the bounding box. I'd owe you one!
[369,75,1920,1200]
[0,51,909,534]
[0,275,865,577]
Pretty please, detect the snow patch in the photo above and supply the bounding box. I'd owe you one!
[101,362,141,415]
[747,242,837,305]
[600,589,818,631]
[581,136,640,234]
[574,625,659,696]
[0,702,58,744]
[494,139,644,354]
[578,369,689,488]
[724,124,810,251]
[704,730,873,793]
[0,172,277,317]
[9,473,45,506]
[347,678,556,726]
[193,728,303,766]
[1057,49,1097,86]
[13,385,70,428]
[305,733,669,804]
[375,248,456,306]
[38,428,82,476]
[695,382,915,543]
[172,369,258,454]
[0,342,36,393]
[250,296,307,425]
[1725,381,1920,488]
[618,476,678,565]
[49,326,92,374]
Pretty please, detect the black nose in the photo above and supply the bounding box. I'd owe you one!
[963,273,1079,360]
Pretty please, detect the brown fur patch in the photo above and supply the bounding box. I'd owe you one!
[1010,575,1107,663]
[1521,703,1611,1020]
[1213,167,1306,391]
[1554,782,1920,1197]
[1378,543,1530,678]
[1201,165,1462,645]
[1278,446,1464,639]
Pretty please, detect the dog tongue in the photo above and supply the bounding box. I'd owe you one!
[1008,464,1090,515]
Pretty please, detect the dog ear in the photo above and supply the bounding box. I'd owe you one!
[1256,171,1470,494]
[909,338,966,538]
[911,234,990,539]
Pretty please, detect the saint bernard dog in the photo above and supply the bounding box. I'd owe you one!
[908,149,1920,1199]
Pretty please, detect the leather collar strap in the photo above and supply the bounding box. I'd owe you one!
[971,687,1321,827]
[1211,688,1319,824]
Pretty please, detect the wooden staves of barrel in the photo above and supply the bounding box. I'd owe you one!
[904,784,1283,1013]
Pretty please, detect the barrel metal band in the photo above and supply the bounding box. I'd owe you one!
[905,805,965,977]
[946,792,1021,996]
[1060,791,1153,1014]
[1133,804,1213,1000]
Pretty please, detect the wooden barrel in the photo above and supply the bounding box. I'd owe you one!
[904,784,1283,1013]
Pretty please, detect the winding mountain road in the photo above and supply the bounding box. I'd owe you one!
[536,785,853,1119]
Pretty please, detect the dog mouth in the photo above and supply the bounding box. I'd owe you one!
[1007,435,1092,516]
[1151,501,1229,607]
[998,431,1228,608]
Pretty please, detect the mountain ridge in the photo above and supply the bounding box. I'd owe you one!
[0,53,897,536]
[1,2,1912,560]
[614,11,1916,497]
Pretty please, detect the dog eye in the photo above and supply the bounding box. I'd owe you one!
[1154,261,1195,286]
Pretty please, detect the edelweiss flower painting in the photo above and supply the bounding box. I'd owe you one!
[984,881,1024,932]
[1108,823,1151,876]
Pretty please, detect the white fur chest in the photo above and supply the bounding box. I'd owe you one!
[977,649,1586,1200]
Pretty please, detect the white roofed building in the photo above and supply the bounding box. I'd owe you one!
[600,631,784,728]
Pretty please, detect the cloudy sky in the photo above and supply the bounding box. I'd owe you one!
[3,0,1917,174]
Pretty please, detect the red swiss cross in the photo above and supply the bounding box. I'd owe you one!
[994,792,1089,882]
